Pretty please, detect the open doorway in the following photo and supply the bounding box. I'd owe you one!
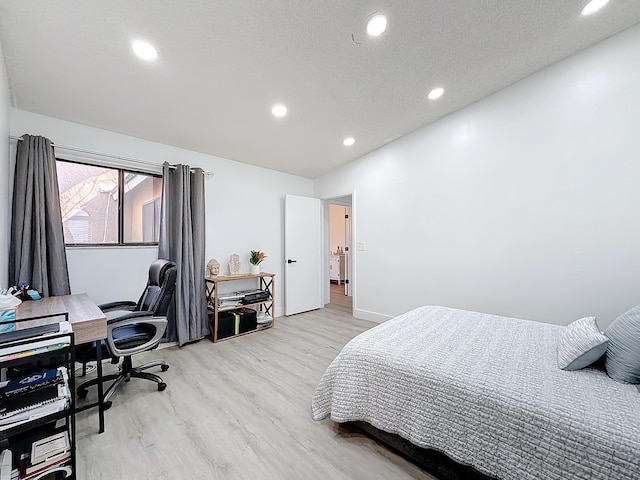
[325,195,353,314]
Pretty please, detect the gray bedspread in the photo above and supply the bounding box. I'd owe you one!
[311,306,640,480]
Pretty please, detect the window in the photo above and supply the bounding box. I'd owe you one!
[56,160,162,246]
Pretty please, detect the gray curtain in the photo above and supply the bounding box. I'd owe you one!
[9,135,71,296]
[159,162,207,345]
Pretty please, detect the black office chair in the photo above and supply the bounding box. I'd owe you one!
[77,259,177,408]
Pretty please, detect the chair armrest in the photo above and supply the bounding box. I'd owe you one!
[106,315,168,357]
[99,300,137,311]
[106,310,154,325]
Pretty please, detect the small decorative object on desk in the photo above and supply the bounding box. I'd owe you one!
[249,250,267,275]
[206,258,220,277]
[229,254,241,275]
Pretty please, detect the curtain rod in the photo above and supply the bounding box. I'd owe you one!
[9,135,214,176]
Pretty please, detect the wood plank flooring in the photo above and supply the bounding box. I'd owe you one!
[75,304,435,480]
[329,282,352,314]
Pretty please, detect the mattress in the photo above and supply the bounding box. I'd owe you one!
[311,306,640,480]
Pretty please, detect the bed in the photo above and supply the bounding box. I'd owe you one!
[311,306,640,480]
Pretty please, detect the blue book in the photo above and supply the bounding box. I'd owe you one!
[2,369,60,396]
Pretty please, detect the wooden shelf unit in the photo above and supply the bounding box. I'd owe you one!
[205,272,275,342]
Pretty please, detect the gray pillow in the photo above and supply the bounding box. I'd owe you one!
[605,305,640,383]
[557,316,608,371]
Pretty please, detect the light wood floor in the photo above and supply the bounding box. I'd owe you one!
[75,304,435,480]
[329,282,352,314]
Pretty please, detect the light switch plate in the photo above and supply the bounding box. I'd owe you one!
[357,242,365,251]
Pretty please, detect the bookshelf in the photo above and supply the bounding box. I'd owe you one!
[205,273,275,342]
[0,314,76,479]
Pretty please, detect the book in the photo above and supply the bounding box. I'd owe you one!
[30,432,69,465]
[218,292,245,301]
[0,398,68,430]
[24,452,70,478]
[0,369,69,426]
[0,322,71,358]
[2,369,60,396]
[0,324,60,345]
[0,344,67,364]
[0,385,60,415]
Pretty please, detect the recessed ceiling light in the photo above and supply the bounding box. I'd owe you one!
[428,87,444,100]
[343,137,355,147]
[581,0,609,16]
[366,13,387,37]
[131,40,158,61]
[272,104,287,118]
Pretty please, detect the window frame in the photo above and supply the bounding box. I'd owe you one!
[56,158,163,247]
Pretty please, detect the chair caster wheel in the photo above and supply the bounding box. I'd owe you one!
[158,382,167,391]
[161,365,169,372]
[103,401,112,410]
[78,389,88,399]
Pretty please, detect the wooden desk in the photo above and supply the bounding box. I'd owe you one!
[16,293,107,344]
[16,293,108,433]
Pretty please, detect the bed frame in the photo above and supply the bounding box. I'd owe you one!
[347,421,495,480]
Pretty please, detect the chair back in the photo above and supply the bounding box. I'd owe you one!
[135,259,177,315]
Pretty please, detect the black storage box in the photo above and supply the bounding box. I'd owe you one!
[234,308,258,334]
[217,311,236,340]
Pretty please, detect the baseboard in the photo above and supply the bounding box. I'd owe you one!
[353,308,393,323]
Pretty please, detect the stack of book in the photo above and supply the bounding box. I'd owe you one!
[23,431,71,479]
[1,431,71,479]
[0,367,71,431]
[218,292,245,310]
[217,290,270,310]
[0,322,72,364]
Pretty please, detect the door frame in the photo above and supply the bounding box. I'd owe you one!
[322,191,356,310]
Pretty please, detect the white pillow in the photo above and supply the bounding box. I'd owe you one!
[605,304,640,383]
[557,316,608,371]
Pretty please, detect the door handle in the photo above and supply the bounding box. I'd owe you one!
[287,259,297,264]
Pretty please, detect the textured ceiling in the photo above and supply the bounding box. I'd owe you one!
[1,1,639,178]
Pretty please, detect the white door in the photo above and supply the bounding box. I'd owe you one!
[285,194,323,315]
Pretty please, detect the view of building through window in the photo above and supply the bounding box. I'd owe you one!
[56,160,162,245]
[123,173,163,243]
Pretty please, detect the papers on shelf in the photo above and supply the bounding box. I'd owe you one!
[0,322,72,362]
[0,398,68,431]
[31,431,70,466]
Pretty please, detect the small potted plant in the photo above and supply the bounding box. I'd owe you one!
[249,250,267,275]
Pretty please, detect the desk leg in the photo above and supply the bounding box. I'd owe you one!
[96,344,105,434]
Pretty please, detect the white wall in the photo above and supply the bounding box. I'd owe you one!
[9,110,313,315]
[315,24,640,329]
[0,40,10,287]
[329,204,346,254]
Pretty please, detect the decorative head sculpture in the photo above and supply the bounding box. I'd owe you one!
[206,258,220,277]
